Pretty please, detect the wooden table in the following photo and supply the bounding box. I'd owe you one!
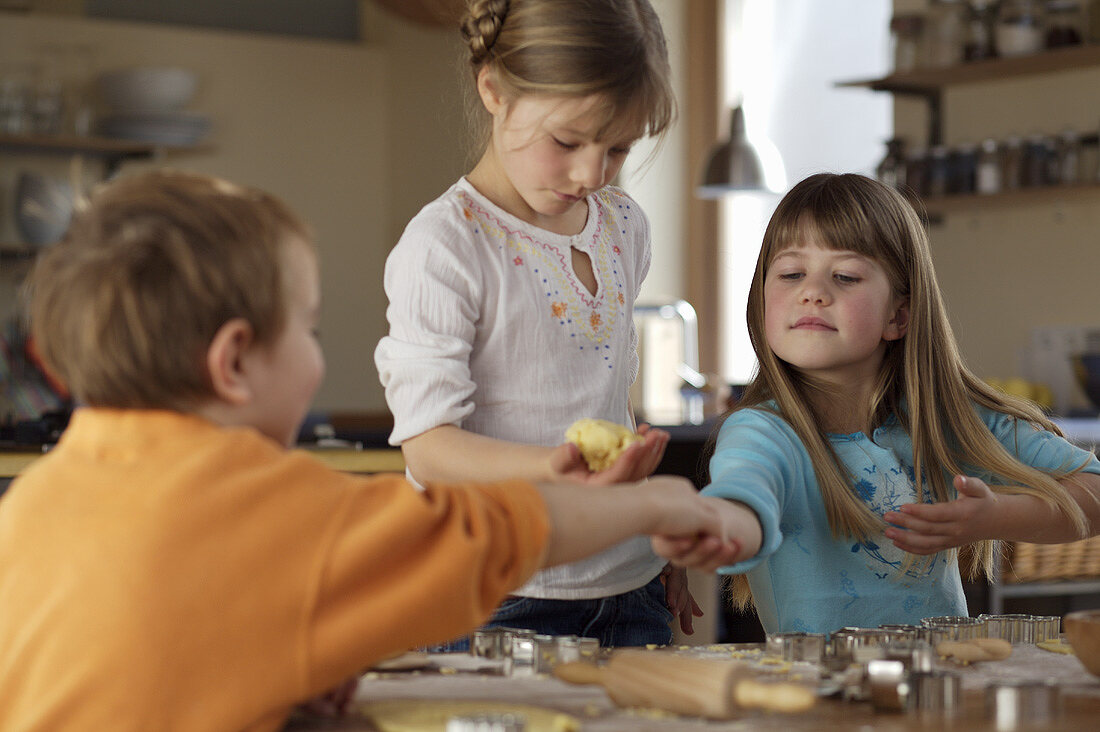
[0,446,405,480]
[285,643,1100,731]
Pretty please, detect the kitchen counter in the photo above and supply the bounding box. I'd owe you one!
[0,446,405,480]
[285,643,1100,731]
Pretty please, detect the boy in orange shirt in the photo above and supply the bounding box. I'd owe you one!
[0,170,737,732]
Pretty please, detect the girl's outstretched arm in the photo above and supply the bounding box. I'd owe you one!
[884,473,1100,554]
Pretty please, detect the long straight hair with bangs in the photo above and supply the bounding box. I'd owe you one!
[723,173,1089,608]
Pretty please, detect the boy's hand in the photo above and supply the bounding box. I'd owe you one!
[652,495,759,571]
[884,475,997,554]
[660,564,704,635]
[550,425,669,484]
[296,675,358,717]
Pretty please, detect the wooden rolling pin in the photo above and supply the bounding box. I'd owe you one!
[553,649,815,719]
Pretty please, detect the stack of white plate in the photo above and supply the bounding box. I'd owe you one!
[97,111,211,146]
[95,66,210,146]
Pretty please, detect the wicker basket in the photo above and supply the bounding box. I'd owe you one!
[1001,536,1100,584]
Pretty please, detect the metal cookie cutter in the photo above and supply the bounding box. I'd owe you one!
[445,713,527,732]
[831,627,911,663]
[908,669,961,717]
[986,679,1062,731]
[504,633,557,676]
[470,627,535,659]
[920,615,986,643]
[554,635,600,664]
[765,631,827,663]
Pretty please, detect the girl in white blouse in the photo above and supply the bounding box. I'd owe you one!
[374,0,702,648]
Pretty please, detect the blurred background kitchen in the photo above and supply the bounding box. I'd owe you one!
[2,0,1100,639]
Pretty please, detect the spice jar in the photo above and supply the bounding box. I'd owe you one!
[906,147,929,197]
[1022,134,1050,186]
[965,0,999,60]
[996,0,1046,56]
[876,138,908,189]
[927,145,951,197]
[976,138,1002,194]
[890,14,925,72]
[1000,135,1024,190]
[952,142,978,194]
[1056,128,1081,183]
[1044,0,1085,47]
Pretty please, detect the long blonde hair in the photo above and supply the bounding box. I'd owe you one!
[459,0,675,156]
[723,173,1088,608]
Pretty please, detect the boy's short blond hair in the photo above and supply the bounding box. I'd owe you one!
[28,169,312,410]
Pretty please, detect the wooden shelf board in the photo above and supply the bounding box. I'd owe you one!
[839,44,1100,94]
[919,183,1100,219]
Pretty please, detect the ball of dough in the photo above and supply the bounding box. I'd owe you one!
[565,418,644,472]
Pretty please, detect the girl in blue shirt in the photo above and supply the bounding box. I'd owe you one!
[658,173,1100,633]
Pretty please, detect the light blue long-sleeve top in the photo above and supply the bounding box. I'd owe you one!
[702,403,1100,634]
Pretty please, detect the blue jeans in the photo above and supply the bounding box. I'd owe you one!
[428,574,673,652]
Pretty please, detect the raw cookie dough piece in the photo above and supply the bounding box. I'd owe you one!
[359,699,580,731]
[1037,638,1075,655]
[936,637,1012,664]
[565,418,644,472]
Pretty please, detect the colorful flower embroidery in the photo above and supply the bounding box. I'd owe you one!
[551,302,567,318]
[463,208,473,220]
[613,245,622,255]
[590,312,602,330]
[617,292,624,306]
[513,256,524,266]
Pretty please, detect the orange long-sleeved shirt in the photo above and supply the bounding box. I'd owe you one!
[0,408,549,731]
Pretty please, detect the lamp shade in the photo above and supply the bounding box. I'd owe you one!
[696,106,769,198]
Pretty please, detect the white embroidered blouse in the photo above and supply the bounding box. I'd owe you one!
[374,177,664,599]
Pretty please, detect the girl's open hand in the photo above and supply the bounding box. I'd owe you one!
[660,564,704,635]
[549,424,669,484]
[884,475,998,554]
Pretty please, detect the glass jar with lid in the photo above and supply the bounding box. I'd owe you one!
[996,0,1046,56]
[976,138,1002,194]
[890,13,925,72]
[1044,0,1085,48]
[965,0,999,60]
[924,0,967,68]
[876,138,908,189]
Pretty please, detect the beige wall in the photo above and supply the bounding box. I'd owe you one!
[891,1,1100,389]
[0,10,469,415]
[0,4,693,418]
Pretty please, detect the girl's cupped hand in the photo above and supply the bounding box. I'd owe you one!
[884,475,998,554]
[549,424,670,484]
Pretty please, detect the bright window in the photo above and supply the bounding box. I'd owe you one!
[719,0,892,383]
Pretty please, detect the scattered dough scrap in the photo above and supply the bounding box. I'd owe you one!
[359,700,579,731]
[1037,638,1075,655]
[565,418,644,471]
[936,638,1012,664]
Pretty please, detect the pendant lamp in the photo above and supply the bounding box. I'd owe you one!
[696,106,772,198]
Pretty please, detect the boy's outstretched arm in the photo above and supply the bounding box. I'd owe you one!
[651,496,762,571]
[884,473,1100,554]
[533,476,741,571]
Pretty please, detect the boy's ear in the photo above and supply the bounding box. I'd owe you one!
[476,65,506,115]
[884,298,910,341]
[206,318,256,405]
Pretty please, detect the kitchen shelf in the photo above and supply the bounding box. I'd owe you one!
[0,132,204,175]
[918,182,1100,220]
[838,45,1100,146]
[839,44,1100,95]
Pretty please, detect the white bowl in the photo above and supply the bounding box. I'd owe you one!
[97,66,197,113]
